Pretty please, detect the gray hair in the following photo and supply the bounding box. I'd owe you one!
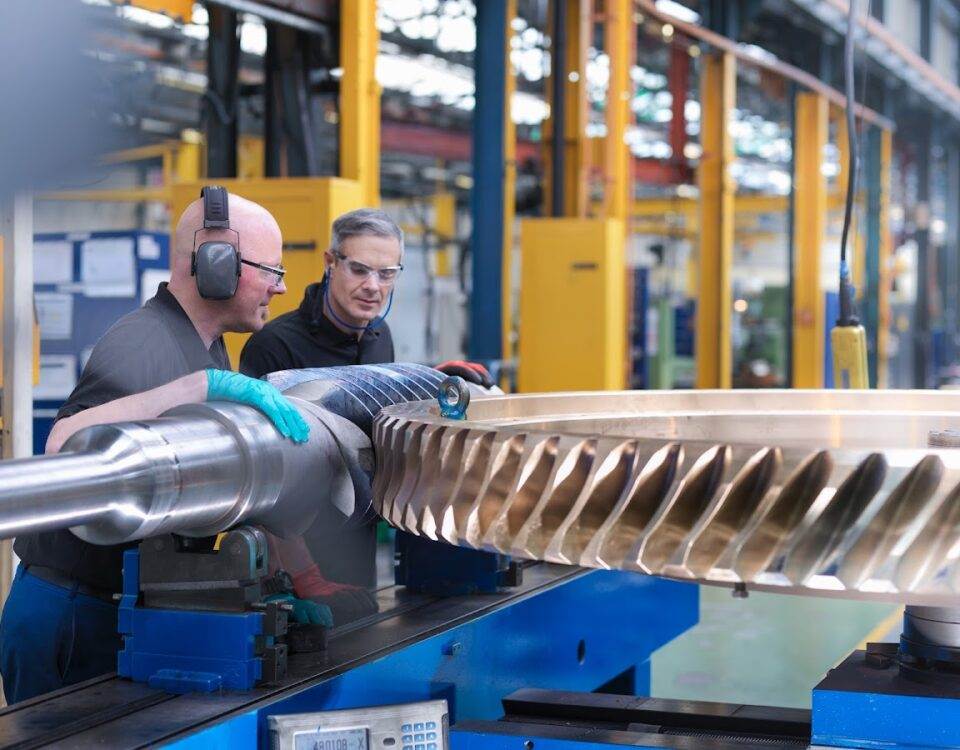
[331,207,404,257]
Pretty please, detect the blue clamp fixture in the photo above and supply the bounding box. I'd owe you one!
[438,376,470,420]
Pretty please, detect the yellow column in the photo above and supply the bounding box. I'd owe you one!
[877,128,893,388]
[603,0,631,222]
[503,0,518,372]
[340,0,380,206]
[792,92,829,388]
[695,51,735,389]
[564,0,589,216]
[434,192,455,277]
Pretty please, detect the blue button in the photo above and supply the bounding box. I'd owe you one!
[402,746,412,750]
[414,734,425,742]
[426,733,436,741]
[402,725,412,733]
[425,722,436,730]
[402,736,412,743]
[415,745,425,750]
[414,724,425,732]
[427,744,437,750]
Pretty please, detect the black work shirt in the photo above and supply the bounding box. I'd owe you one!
[239,280,393,587]
[239,280,393,378]
[14,283,230,592]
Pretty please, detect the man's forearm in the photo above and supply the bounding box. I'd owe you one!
[46,371,208,454]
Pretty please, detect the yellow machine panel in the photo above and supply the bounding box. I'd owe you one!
[170,178,364,365]
[124,0,194,21]
[517,218,626,392]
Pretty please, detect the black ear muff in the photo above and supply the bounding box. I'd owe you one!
[193,241,241,300]
[193,185,241,300]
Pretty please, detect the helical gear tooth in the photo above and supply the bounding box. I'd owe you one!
[461,434,526,548]
[417,427,471,540]
[441,431,496,545]
[837,454,944,591]
[896,482,960,593]
[632,445,731,574]
[589,443,683,569]
[396,425,446,532]
[510,439,597,560]
[725,449,832,582]
[388,424,428,527]
[542,439,638,566]
[781,453,888,586]
[676,446,781,579]
[482,435,559,552]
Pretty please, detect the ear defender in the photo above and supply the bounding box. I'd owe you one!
[192,186,242,300]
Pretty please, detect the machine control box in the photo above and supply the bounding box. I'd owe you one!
[268,699,449,750]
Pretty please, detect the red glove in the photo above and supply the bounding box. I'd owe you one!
[291,565,378,626]
[436,360,494,388]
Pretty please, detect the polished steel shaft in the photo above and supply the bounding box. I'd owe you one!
[373,389,960,606]
[0,364,444,544]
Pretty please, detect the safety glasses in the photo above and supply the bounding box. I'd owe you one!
[241,258,286,287]
[333,250,403,285]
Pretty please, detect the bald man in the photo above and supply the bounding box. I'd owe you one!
[1,188,306,704]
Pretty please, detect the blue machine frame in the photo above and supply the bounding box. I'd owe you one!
[164,571,698,748]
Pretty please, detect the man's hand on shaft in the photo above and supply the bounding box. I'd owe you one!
[205,370,310,443]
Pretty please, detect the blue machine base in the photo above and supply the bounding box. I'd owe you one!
[165,570,698,749]
[117,549,268,693]
[813,651,960,749]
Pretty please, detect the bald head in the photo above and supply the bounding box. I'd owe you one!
[167,190,286,339]
[172,192,282,278]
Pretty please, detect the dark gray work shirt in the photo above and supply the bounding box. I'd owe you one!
[14,283,229,592]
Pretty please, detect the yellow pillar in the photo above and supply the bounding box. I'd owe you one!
[434,192,455,277]
[603,0,631,222]
[792,92,829,388]
[695,51,735,390]
[878,128,893,389]
[340,0,380,206]
[503,0,518,372]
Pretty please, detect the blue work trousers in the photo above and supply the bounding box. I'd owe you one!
[0,566,121,704]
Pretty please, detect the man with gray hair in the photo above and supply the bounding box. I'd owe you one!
[240,207,402,376]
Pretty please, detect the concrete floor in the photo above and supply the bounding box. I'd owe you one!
[651,584,902,709]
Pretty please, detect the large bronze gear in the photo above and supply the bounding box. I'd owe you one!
[372,389,960,606]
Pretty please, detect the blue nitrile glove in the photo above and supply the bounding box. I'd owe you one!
[205,369,309,443]
[264,593,333,627]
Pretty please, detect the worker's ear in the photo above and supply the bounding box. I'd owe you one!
[323,249,335,275]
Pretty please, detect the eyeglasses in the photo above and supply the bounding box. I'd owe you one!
[334,251,403,285]
[241,258,286,287]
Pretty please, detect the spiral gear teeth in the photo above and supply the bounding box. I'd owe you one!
[582,442,683,570]
[660,446,782,581]
[372,389,960,604]
[894,482,960,594]
[508,438,597,560]
[538,439,639,565]
[718,449,833,583]
[628,444,731,574]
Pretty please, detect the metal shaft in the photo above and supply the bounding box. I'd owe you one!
[0,364,444,545]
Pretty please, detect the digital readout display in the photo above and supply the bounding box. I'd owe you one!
[293,726,368,750]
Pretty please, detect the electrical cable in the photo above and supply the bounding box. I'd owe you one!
[830,0,871,388]
[837,0,858,325]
